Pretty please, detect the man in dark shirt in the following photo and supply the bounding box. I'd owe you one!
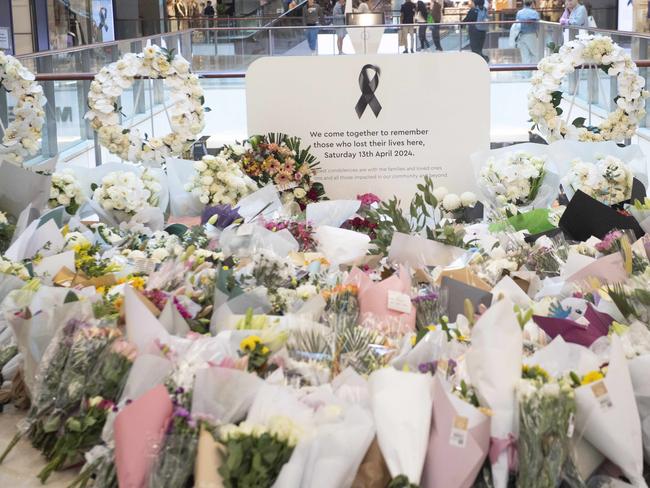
[204,1,216,16]
[401,0,416,53]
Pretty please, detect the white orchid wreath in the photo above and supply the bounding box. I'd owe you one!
[529,34,649,142]
[0,51,47,165]
[86,45,206,164]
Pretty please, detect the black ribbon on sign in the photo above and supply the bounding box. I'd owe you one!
[355,64,382,119]
[99,8,108,32]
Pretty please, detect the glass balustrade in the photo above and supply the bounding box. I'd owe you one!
[3,21,650,169]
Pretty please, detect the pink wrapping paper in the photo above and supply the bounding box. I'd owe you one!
[566,253,627,284]
[347,266,416,333]
[114,384,173,488]
[421,376,490,488]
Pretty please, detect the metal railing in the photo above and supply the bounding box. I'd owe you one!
[3,21,650,167]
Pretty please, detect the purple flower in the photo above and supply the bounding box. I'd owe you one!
[411,292,439,304]
[418,361,438,375]
[201,204,241,228]
[448,359,457,376]
[174,406,190,418]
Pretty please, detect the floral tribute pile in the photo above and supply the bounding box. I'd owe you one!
[0,129,649,488]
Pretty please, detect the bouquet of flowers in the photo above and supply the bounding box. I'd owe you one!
[218,415,302,487]
[517,365,581,488]
[49,169,85,214]
[92,169,161,216]
[0,318,88,464]
[0,255,29,280]
[227,133,326,210]
[185,153,257,206]
[147,387,199,488]
[32,327,119,458]
[0,211,16,253]
[561,156,633,205]
[479,151,547,206]
[36,335,136,481]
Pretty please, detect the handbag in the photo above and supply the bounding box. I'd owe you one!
[508,22,521,48]
[587,15,597,27]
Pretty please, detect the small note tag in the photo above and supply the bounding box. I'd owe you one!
[591,381,613,410]
[133,257,156,275]
[567,412,575,438]
[387,291,412,314]
[449,415,469,448]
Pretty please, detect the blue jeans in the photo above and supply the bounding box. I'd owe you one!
[306,26,319,51]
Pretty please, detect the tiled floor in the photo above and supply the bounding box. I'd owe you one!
[0,407,79,488]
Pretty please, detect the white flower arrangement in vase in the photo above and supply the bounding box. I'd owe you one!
[561,155,633,205]
[92,169,161,217]
[479,151,547,207]
[49,169,86,214]
[185,152,257,206]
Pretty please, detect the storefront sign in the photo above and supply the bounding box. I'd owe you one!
[0,27,10,50]
[246,53,490,201]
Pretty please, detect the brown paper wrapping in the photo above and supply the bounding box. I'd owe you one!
[437,267,492,292]
[351,437,391,488]
[194,427,225,488]
[53,267,117,289]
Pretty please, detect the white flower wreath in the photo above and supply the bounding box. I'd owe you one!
[86,45,205,164]
[0,51,47,165]
[529,34,649,142]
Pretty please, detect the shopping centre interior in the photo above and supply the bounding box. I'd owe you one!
[3,1,650,488]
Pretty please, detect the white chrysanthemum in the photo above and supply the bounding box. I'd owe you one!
[460,191,478,207]
[432,186,448,201]
[441,193,461,211]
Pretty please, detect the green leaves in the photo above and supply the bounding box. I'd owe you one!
[571,117,586,128]
[547,42,560,54]
[219,433,294,488]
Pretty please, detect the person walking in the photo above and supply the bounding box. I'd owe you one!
[415,1,430,50]
[428,0,443,51]
[559,0,588,27]
[303,0,323,54]
[463,0,489,62]
[333,0,346,54]
[401,0,417,53]
[516,0,540,65]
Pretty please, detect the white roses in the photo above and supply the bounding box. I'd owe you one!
[85,45,205,163]
[185,152,257,206]
[0,52,47,166]
[93,169,161,216]
[435,186,478,216]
